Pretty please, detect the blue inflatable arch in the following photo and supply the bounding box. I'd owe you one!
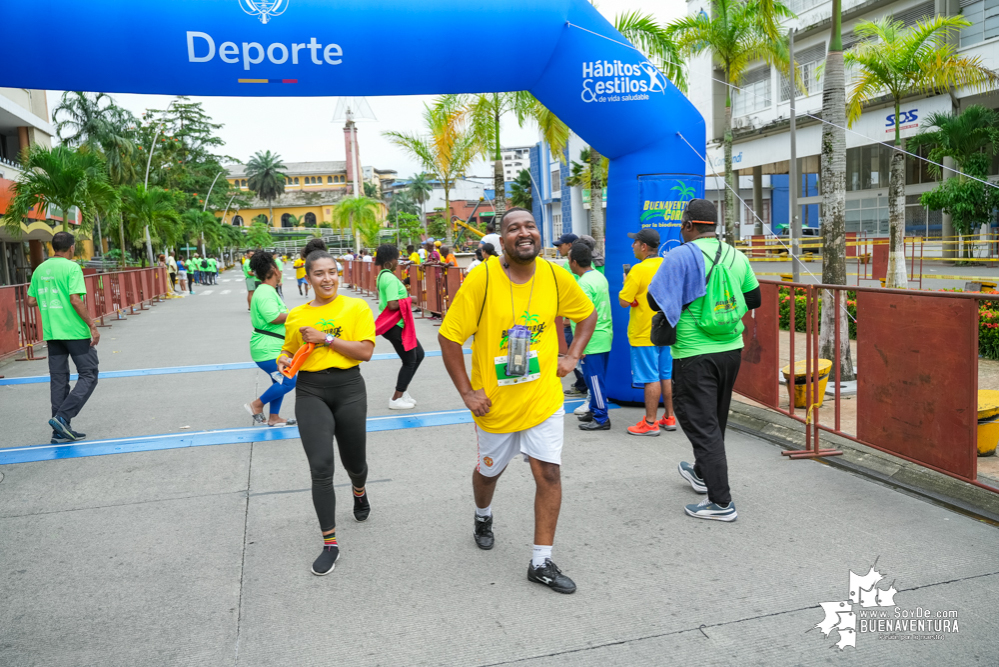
[4,0,705,402]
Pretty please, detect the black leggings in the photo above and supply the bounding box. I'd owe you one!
[295,367,368,531]
[381,325,425,393]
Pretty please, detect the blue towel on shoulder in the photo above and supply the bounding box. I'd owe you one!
[649,242,706,327]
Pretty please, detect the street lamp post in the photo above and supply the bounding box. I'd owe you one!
[141,100,178,266]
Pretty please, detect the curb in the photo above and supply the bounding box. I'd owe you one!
[728,400,999,526]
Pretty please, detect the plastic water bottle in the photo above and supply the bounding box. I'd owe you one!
[506,325,531,377]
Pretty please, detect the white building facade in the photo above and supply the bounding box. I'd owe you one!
[686,0,999,239]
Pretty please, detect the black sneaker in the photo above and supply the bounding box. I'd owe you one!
[353,491,370,522]
[527,558,576,594]
[474,514,494,550]
[578,419,610,431]
[563,386,585,397]
[51,431,72,445]
[577,412,593,422]
[311,546,340,575]
[65,424,85,440]
[48,416,80,441]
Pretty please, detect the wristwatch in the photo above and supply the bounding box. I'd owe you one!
[325,333,335,347]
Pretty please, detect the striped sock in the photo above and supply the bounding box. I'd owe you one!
[353,487,365,498]
[323,531,337,551]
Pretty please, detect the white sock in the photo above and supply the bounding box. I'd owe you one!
[532,544,552,568]
[475,505,492,518]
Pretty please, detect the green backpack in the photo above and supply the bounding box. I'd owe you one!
[695,241,747,338]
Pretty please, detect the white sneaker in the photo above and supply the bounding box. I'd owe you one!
[403,391,417,406]
[573,392,591,415]
[388,396,415,410]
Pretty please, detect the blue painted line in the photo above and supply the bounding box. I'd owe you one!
[0,349,471,386]
[0,399,617,465]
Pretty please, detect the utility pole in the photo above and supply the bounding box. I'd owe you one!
[788,28,800,282]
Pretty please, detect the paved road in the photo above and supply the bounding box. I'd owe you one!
[1,266,997,666]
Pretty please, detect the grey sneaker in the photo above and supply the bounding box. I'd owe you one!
[684,497,737,522]
[678,461,708,494]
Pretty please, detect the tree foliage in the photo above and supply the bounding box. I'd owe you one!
[3,144,119,236]
[509,169,533,210]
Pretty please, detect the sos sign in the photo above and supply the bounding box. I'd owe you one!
[886,109,918,129]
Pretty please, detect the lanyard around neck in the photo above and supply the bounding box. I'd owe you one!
[503,261,536,326]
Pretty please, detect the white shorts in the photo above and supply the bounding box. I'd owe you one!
[474,408,565,477]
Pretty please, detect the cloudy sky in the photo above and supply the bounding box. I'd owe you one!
[45,0,687,178]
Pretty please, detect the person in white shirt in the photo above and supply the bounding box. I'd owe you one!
[479,223,502,257]
[466,248,484,272]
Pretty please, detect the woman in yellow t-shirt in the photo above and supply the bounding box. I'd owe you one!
[276,249,376,576]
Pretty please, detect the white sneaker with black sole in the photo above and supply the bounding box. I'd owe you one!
[684,497,737,522]
[677,461,708,494]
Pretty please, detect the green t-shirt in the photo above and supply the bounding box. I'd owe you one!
[243,259,253,278]
[573,269,612,354]
[672,238,759,360]
[208,258,217,271]
[377,269,409,329]
[249,283,288,362]
[27,257,91,341]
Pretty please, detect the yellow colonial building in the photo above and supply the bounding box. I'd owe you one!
[221,161,396,229]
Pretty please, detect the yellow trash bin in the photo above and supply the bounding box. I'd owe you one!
[977,390,999,457]
[781,359,833,409]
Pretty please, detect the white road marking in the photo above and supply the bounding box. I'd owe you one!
[220,290,231,295]
[200,290,213,295]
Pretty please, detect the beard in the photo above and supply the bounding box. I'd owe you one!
[504,236,540,264]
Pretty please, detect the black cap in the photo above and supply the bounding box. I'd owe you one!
[553,233,579,246]
[628,228,660,247]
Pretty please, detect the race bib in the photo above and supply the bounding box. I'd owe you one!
[494,351,540,386]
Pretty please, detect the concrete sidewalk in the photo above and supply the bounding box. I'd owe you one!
[1,266,997,666]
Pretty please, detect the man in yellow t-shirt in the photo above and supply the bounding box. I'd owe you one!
[618,228,676,437]
[294,256,308,297]
[439,208,596,595]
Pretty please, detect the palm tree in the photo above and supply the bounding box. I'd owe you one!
[911,106,999,259]
[407,172,434,228]
[119,184,180,263]
[330,196,382,250]
[669,0,794,243]
[245,150,287,225]
[384,98,480,244]
[615,11,688,92]
[181,208,219,255]
[846,16,999,288]
[363,181,380,199]
[452,91,539,220]
[3,145,119,238]
[817,0,854,380]
[52,92,140,187]
[509,169,533,210]
[246,221,272,248]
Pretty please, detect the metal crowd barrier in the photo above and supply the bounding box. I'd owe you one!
[342,260,468,319]
[733,279,996,493]
[0,267,169,363]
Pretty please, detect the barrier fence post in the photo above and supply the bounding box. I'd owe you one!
[782,284,843,460]
[14,284,46,361]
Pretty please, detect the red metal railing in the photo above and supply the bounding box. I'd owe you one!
[734,279,995,492]
[0,267,169,362]
[342,260,470,319]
